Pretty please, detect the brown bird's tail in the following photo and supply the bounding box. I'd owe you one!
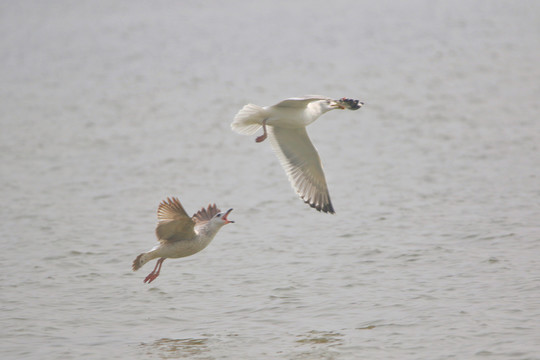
[132,253,147,271]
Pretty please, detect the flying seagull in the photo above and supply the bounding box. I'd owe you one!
[231,95,363,214]
[132,197,234,283]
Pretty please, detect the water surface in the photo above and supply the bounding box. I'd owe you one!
[1,1,539,359]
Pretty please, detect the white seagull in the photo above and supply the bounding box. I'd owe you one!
[231,95,363,214]
[132,197,234,283]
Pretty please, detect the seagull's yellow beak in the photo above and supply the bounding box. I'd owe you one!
[331,101,345,110]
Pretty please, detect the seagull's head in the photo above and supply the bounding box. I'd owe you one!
[212,208,234,226]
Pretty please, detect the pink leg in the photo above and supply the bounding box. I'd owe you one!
[255,120,268,143]
[144,258,165,283]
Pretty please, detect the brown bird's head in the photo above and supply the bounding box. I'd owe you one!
[213,208,234,225]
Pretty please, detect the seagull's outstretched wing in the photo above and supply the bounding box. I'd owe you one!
[273,95,332,109]
[268,126,335,214]
[155,197,196,243]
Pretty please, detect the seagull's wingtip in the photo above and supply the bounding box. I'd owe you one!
[304,199,335,214]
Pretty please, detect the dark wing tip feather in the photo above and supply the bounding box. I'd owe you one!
[158,196,178,212]
[192,203,221,223]
[157,197,190,220]
[303,198,335,214]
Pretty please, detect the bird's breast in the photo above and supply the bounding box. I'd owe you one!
[165,237,211,258]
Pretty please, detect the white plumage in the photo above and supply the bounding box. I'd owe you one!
[231,95,363,214]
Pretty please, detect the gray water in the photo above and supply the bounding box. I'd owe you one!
[1,1,539,359]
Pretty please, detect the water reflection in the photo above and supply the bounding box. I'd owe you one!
[295,330,344,345]
[292,330,344,359]
[140,337,212,359]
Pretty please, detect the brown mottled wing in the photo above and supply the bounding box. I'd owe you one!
[155,197,196,243]
[192,204,220,226]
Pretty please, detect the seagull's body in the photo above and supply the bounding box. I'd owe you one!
[231,95,363,214]
[132,197,233,283]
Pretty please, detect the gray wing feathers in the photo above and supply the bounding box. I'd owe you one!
[268,126,335,213]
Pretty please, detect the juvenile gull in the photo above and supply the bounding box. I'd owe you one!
[231,95,363,214]
[132,197,234,283]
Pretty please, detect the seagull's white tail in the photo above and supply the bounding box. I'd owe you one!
[231,104,266,135]
[132,252,154,271]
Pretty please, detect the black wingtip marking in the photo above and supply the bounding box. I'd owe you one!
[304,199,335,214]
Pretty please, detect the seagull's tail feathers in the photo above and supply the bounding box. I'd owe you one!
[231,103,266,135]
[132,252,152,271]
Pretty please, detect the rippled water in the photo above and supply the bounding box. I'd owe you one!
[1,1,539,359]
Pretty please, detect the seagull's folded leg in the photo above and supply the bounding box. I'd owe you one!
[255,119,268,143]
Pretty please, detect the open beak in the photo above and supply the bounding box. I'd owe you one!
[222,208,234,224]
[332,102,345,110]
